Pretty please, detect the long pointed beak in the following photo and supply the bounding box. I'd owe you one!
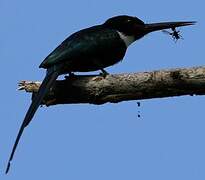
[144,21,196,33]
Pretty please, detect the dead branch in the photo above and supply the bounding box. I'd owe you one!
[18,66,205,106]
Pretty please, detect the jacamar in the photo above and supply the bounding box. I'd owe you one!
[6,15,195,173]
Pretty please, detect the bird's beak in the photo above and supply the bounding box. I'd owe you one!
[144,21,196,33]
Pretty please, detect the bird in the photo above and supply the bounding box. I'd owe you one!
[5,15,196,173]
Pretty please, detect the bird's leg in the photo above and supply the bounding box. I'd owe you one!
[64,72,75,80]
[69,72,75,77]
[100,69,109,78]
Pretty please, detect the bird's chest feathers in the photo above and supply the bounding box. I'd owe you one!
[117,31,135,47]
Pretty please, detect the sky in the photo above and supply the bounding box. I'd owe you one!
[1,0,204,179]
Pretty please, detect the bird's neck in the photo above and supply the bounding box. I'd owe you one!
[117,31,135,47]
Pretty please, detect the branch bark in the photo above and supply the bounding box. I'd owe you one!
[18,66,205,106]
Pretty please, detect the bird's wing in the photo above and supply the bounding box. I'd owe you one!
[39,26,125,69]
[6,69,59,174]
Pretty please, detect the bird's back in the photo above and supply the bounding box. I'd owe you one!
[39,25,127,72]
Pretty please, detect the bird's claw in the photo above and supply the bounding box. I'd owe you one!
[100,69,109,78]
[64,72,75,80]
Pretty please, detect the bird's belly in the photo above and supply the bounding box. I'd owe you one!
[63,48,126,72]
[66,57,121,72]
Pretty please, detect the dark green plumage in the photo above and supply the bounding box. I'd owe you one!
[40,26,127,73]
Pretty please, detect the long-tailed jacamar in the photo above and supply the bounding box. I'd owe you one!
[6,15,195,173]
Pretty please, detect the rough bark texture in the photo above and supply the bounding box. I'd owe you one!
[18,66,205,106]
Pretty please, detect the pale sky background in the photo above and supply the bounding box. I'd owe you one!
[1,0,204,179]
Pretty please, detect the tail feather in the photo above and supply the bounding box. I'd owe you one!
[5,70,59,174]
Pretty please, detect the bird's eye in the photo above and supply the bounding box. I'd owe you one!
[126,19,133,26]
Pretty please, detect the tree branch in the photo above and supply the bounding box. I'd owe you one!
[18,66,205,106]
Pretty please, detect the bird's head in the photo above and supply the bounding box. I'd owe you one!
[103,15,146,40]
[103,15,196,45]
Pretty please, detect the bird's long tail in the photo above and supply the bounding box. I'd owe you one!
[5,68,59,174]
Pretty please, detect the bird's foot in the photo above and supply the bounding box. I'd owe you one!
[99,69,109,78]
[64,72,75,80]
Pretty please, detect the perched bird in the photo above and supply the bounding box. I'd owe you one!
[6,15,196,173]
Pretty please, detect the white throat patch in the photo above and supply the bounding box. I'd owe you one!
[117,31,135,47]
